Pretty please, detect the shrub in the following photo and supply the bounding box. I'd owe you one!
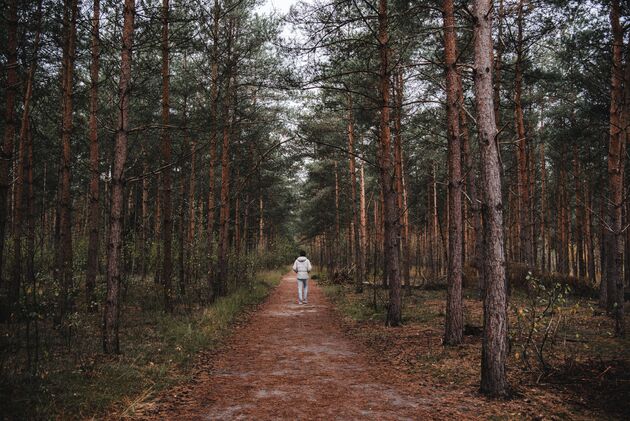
[510,272,573,373]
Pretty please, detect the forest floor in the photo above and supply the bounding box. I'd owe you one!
[323,276,630,421]
[133,273,473,420]
[0,270,283,420]
[131,272,629,420]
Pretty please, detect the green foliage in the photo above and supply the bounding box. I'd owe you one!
[0,268,283,420]
[510,272,573,373]
[256,237,298,271]
[322,283,385,322]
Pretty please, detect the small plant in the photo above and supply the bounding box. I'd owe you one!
[511,272,572,374]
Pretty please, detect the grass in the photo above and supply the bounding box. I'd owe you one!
[0,269,283,420]
[320,274,630,420]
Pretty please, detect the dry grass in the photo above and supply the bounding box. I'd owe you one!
[0,269,283,420]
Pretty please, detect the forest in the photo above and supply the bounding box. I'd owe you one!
[0,0,629,419]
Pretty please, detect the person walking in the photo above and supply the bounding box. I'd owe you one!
[292,250,312,304]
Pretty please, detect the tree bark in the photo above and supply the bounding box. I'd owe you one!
[0,0,18,288]
[585,182,596,281]
[56,0,79,321]
[141,148,149,278]
[258,195,264,251]
[26,115,35,296]
[347,94,363,293]
[432,162,440,276]
[443,0,463,345]
[359,162,368,287]
[459,71,483,294]
[493,0,503,129]
[573,143,584,278]
[216,19,236,298]
[608,0,626,335]
[473,0,509,397]
[377,0,402,327]
[86,0,101,311]
[514,0,532,266]
[103,0,134,355]
[12,2,42,308]
[160,0,174,312]
[207,0,220,295]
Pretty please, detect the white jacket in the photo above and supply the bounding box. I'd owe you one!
[292,256,312,280]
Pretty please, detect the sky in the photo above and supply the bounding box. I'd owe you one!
[257,0,301,15]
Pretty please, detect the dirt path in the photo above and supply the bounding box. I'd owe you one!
[136,273,468,420]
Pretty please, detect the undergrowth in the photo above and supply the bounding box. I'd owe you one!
[0,269,282,420]
[321,271,630,420]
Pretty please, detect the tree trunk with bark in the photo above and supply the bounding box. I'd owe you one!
[377,0,402,327]
[103,0,134,354]
[459,71,483,294]
[359,162,368,287]
[0,0,18,288]
[608,0,626,335]
[393,69,410,290]
[216,19,236,298]
[56,0,79,321]
[473,0,509,397]
[207,0,220,295]
[347,94,363,293]
[514,0,532,266]
[160,0,174,312]
[12,2,42,308]
[86,0,101,310]
[443,0,463,345]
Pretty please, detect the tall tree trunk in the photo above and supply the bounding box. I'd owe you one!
[573,143,584,278]
[359,162,367,287]
[0,0,18,288]
[608,0,626,335]
[540,140,547,273]
[514,0,532,266]
[86,0,101,310]
[217,20,235,298]
[334,160,340,243]
[378,0,402,326]
[26,116,35,298]
[347,95,362,293]
[443,0,463,345]
[154,174,161,283]
[187,120,196,286]
[493,0,504,129]
[56,0,79,321]
[585,183,596,281]
[178,171,186,294]
[473,0,509,397]
[432,163,440,277]
[207,0,220,294]
[459,72,483,294]
[605,0,623,309]
[393,69,409,290]
[160,0,173,312]
[559,152,569,274]
[258,195,264,251]
[12,2,42,308]
[103,0,134,354]
[234,169,241,255]
[141,148,149,278]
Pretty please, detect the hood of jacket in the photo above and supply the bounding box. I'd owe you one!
[297,256,307,262]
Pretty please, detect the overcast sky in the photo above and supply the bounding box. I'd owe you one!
[257,0,301,14]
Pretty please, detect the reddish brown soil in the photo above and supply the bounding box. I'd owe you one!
[134,273,473,420]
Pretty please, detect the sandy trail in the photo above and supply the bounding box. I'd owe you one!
[136,273,466,420]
